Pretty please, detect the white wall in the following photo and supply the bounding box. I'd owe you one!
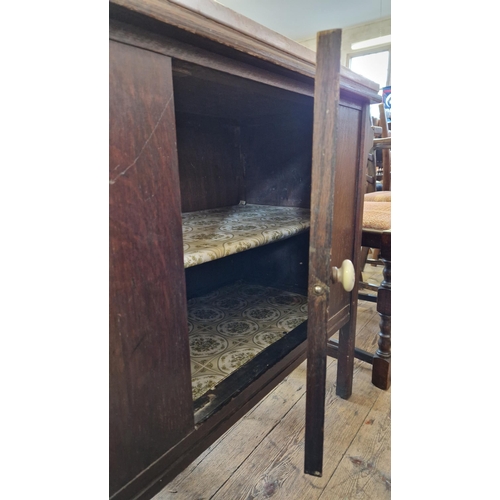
[297,17,391,66]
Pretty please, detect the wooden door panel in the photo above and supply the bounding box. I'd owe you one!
[109,41,194,496]
[328,104,361,320]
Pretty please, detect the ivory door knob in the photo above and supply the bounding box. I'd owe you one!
[331,259,355,292]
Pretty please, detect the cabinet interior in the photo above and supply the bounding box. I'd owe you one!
[171,61,315,410]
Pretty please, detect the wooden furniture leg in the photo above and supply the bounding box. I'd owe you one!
[336,319,356,399]
[356,229,391,390]
[372,232,391,390]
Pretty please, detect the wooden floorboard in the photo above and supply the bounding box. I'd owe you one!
[153,266,390,500]
[320,386,391,499]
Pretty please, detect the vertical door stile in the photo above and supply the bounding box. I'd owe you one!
[304,29,342,478]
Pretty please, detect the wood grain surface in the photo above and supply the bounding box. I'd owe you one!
[109,41,194,496]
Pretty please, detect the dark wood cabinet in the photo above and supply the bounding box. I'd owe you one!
[109,2,380,499]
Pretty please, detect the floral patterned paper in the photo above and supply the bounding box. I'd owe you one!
[183,204,310,268]
[189,281,308,400]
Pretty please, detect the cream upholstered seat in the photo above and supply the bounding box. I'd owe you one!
[362,200,391,231]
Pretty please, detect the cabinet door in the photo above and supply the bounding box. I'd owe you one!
[304,30,370,476]
[109,41,194,496]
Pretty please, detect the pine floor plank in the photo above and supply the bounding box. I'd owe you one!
[320,387,391,499]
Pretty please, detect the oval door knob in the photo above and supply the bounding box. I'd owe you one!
[331,259,355,292]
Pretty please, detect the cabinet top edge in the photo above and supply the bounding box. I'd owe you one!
[109,0,381,103]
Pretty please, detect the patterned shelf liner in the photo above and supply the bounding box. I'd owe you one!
[188,281,308,400]
[183,204,311,268]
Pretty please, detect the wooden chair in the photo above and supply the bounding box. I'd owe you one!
[357,99,391,388]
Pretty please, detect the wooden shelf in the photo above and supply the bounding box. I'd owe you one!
[183,203,310,268]
[188,280,308,401]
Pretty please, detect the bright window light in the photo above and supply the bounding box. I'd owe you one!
[351,35,391,50]
[350,51,389,89]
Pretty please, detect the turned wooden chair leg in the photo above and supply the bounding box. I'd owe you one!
[372,251,391,390]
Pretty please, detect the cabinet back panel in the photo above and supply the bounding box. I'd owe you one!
[175,114,243,212]
[185,253,246,299]
[242,107,313,208]
[109,41,194,496]
[240,231,310,291]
